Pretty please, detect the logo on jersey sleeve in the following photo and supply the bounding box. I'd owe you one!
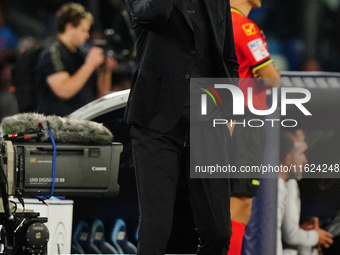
[247,38,270,62]
[242,23,257,36]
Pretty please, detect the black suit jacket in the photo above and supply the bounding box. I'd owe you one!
[125,0,239,133]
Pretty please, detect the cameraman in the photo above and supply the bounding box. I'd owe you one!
[36,2,117,116]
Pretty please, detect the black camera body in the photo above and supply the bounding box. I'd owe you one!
[0,140,121,198]
[92,29,132,62]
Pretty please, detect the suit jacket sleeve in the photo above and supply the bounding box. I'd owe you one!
[126,0,176,25]
[223,0,239,79]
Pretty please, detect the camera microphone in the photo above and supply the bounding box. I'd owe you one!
[1,113,113,145]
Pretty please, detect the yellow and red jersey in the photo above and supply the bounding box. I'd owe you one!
[231,8,272,110]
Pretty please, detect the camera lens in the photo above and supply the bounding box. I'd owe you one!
[26,222,49,249]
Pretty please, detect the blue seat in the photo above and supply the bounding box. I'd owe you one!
[111,218,137,254]
[89,219,119,254]
[71,221,89,254]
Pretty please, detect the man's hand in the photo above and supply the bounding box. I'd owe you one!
[300,217,318,230]
[96,56,118,97]
[317,228,333,248]
[100,57,118,72]
[313,218,333,248]
[85,47,105,69]
[252,62,281,88]
[252,69,261,79]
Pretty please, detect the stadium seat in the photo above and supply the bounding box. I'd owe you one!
[111,218,137,254]
[71,220,89,254]
[89,219,119,254]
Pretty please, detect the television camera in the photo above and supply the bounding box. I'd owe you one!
[0,114,123,254]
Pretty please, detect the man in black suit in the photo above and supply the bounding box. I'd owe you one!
[125,0,239,254]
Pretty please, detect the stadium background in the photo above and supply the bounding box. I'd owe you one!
[1,0,340,254]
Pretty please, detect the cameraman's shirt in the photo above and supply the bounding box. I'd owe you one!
[36,39,97,116]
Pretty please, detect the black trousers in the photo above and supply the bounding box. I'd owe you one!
[131,121,231,255]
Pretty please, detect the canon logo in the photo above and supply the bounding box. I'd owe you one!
[92,166,107,171]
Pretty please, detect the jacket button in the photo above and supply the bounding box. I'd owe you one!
[191,50,196,55]
[185,74,191,79]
